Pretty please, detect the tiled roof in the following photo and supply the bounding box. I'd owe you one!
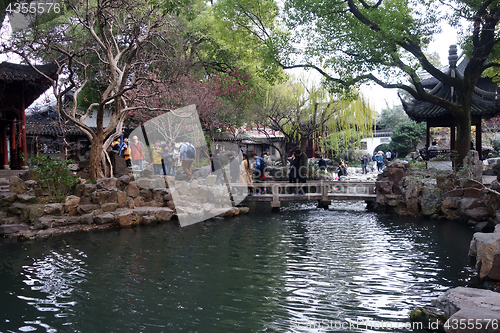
[0,62,59,82]
[402,46,500,122]
[26,109,85,136]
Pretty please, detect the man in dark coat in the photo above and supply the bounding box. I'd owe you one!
[295,149,308,183]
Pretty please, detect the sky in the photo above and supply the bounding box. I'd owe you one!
[362,24,460,112]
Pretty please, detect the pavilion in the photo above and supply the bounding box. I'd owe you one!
[401,45,500,160]
[0,61,59,169]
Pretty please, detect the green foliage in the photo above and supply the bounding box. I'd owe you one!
[27,154,79,198]
[389,121,426,156]
[377,105,409,130]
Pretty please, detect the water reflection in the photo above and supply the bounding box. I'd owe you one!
[14,247,88,332]
[0,201,474,333]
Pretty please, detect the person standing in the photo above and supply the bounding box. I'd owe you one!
[318,155,327,171]
[360,154,368,174]
[131,136,145,171]
[375,151,384,172]
[295,149,308,183]
[121,138,131,167]
[209,151,222,184]
[252,153,267,181]
[162,142,174,175]
[151,140,163,175]
[180,141,196,181]
[239,153,253,196]
[228,152,239,183]
[288,152,298,183]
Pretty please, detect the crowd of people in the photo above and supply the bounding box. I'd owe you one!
[111,130,396,189]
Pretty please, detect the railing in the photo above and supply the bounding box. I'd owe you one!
[229,181,376,209]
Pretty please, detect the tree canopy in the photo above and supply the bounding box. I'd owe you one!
[278,0,500,166]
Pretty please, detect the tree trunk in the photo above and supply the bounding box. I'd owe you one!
[299,136,308,154]
[89,135,105,180]
[454,110,471,169]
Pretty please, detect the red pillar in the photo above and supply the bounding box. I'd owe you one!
[450,122,455,151]
[476,121,482,160]
[20,108,27,168]
[2,118,8,168]
[426,122,431,147]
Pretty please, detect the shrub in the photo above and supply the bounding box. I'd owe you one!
[26,154,79,198]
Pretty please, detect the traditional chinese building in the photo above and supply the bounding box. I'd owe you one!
[0,61,59,169]
[401,45,500,159]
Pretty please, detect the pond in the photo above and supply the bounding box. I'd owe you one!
[0,201,475,332]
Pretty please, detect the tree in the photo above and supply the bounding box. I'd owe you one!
[127,69,255,141]
[255,77,375,164]
[389,121,426,156]
[377,105,409,130]
[4,0,191,179]
[281,0,500,167]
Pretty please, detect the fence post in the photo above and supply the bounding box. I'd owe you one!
[317,182,330,210]
[271,183,281,212]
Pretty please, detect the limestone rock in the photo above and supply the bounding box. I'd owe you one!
[78,204,101,215]
[432,287,500,333]
[114,209,140,227]
[139,188,153,201]
[117,191,127,208]
[205,175,217,186]
[9,202,27,215]
[16,194,36,203]
[136,177,166,190]
[237,206,250,214]
[0,224,29,235]
[469,232,500,280]
[465,207,490,221]
[462,150,483,181]
[44,203,63,216]
[376,181,393,194]
[65,195,80,213]
[83,183,97,196]
[116,175,132,191]
[93,213,116,225]
[153,188,169,204]
[9,177,26,194]
[126,182,140,198]
[91,191,111,205]
[97,178,117,191]
[29,205,45,222]
[421,187,442,216]
[0,192,17,208]
[460,198,481,210]
[101,202,118,212]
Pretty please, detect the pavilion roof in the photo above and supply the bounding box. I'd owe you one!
[401,45,500,123]
[0,61,59,110]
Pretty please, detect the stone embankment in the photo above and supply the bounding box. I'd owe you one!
[371,152,500,232]
[0,174,248,241]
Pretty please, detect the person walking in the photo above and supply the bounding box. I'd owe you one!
[375,151,384,172]
[151,140,163,175]
[162,142,174,175]
[361,154,368,174]
[180,141,196,181]
[131,136,146,171]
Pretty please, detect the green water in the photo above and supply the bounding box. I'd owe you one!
[0,201,475,332]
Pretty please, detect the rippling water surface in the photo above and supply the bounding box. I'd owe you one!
[0,201,475,332]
